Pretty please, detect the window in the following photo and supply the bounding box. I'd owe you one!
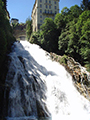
[40,20,42,23]
[46,0,47,3]
[46,5,48,8]
[49,5,51,9]
[40,4,42,8]
[40,9,42,13]
[55,6,56,9]
[55,1,56,4]
[40,0,42,2]
[51,10,52,13]
[49,1,51,3]
[55,11,57,14]
[40,15,42,18]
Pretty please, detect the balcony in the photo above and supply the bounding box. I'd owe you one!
[43,11,55,16]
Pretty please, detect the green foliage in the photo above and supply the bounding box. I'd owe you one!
[30,18,58,52]
[59,55,68,65]
[76,11,90,65]
[81,0,90,10]
[0,1,16,118]
[70,5,82,18]
[40,18,58,52]
[54,13,66,33]
[0,0,15,69]
[58,25,70,55]
[2,0,7,9]
[54,5,82,36]
[26,18,32,41]
[12,22,19,28]
[29,4,90,71]
[61,7,70,15]
[76,10,90,36]
[30,32,40,44]
[58,19,80,60]
[58,8,90,71]
[80,19,90,66]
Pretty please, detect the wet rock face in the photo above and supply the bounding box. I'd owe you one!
[66,57,90,85]
[50,53,90,100]
[4,41,90,119]
[4,44,51,120]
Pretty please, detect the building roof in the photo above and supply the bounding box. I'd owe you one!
[11,18,19,21]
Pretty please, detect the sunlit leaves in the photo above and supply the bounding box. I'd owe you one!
[54,13,66,31]
[76,10,90,35]
[30,4,90,71]
[40,18,58,52]
[61,7,70,15]
[26,18,32,41]
[70,5,82,18]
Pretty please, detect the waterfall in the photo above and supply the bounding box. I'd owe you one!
[5,40,90,120]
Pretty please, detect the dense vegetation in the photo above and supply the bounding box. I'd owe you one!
[27,1,90,72]
[0,0,15,118]
[0,0,89,118]
[0,0,15,75]
[26,18,32,40]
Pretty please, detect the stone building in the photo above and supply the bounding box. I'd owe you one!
[32,0,60,32]
[11,18,19,26]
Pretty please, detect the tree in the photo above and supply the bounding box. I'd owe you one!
[30,31,40,45]
[81,0,90,10]
[54,13,66,33]
[61,7,70,15]
[26,18,32,41]
[58,17,81,61]
[75,10,90,68]
[0,0,15,69]
[0,0,16,119]
[70,5,82,18]
[58,23,70,55]
[2,0,7,9]
[76,10,90,36]
[80,19,90,61]
[40,18,58,52]
[61,7,73,23]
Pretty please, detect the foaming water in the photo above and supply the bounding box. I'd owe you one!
[5,40,90,120]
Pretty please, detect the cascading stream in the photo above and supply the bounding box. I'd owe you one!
[5,40,90,120]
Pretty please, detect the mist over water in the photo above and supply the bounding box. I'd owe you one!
[5,40,90,120]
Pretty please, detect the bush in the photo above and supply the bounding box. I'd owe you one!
[59,55,68,65]
[30,32,40,44]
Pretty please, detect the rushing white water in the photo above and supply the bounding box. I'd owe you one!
[5,40,90,120]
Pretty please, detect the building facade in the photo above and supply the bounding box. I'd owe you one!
[32,0,59,32]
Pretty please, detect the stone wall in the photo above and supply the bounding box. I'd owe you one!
[13,25,26,40]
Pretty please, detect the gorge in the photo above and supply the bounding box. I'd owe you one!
[4,40,90,120]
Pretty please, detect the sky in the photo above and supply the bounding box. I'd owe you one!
[7,0,82,23]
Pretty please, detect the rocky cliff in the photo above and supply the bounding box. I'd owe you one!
[50,53,90,101]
